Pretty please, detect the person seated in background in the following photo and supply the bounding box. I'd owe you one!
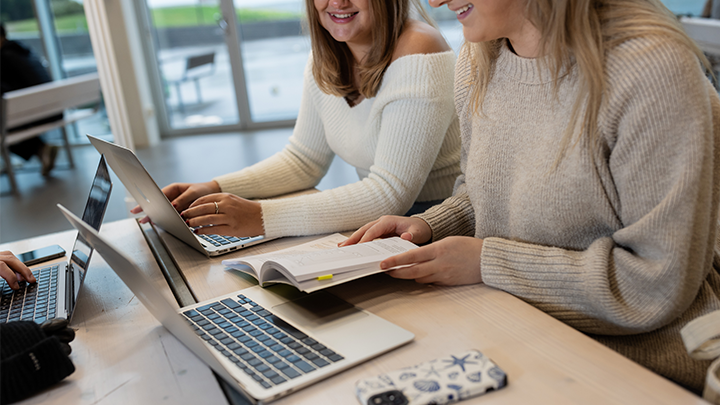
[133,0,462,239]
[1,24,60,177]
[343,0,720,394]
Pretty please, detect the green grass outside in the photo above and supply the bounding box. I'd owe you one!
[5,6,301,34]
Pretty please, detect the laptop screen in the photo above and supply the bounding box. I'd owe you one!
[66,155,113,316]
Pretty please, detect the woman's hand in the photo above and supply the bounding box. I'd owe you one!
[130,180,221,224]
[0,251,36,289]
[340,215,433,246]
[382,236,484,286]
[182,193,265,237]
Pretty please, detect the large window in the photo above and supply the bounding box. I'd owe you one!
[49,0,97,77]
[2,0,44,61]
[140,0,307,134]
[661,0,707,15]
[1,0,109,142]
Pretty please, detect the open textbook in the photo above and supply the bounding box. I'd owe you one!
[222,234,417,293]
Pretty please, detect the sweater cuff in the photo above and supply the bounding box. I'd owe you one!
[213,168,256,197]
[1,337,75,404]
[415,195,474,242]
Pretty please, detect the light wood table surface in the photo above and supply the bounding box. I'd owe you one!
[2,219,227,405]
[155,228,708,405]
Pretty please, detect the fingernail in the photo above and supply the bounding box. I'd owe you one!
[193,228,198,234]
[380,262,387,270]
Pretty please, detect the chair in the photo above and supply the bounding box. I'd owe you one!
[167,52,216,113]
[1,73,102,195]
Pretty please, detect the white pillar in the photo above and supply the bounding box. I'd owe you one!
[83,0,160,149]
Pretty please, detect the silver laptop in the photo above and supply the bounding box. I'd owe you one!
[0,156,112,324]
[87,134,273,257]
[60,204,414,404]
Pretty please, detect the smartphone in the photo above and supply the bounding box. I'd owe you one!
[355,349,507,405]
[18,244,66,266]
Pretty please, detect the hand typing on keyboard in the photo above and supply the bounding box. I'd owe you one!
[0,252,36,289]
[182,193,264,238]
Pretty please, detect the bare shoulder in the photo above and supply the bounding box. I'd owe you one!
[392,19,451,61]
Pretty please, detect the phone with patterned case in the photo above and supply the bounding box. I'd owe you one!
[355,349,507,405]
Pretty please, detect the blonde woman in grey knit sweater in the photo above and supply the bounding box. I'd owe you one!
[131,0,461,239]
[343,0,720,393]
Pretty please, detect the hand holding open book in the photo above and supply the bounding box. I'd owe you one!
[222,234,417,293]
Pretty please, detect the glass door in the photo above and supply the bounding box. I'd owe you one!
[233,0,308,122]
[139,0,309,136]
[141,0,242,132]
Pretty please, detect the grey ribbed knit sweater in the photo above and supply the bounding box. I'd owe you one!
[214,51,461,238]
[417,38,720,392]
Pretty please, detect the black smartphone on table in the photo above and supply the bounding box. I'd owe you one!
[18,244,66,266]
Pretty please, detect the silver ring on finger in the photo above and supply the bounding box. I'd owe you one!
[214,201,219,215]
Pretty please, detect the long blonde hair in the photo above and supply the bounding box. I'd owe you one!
[465,0,712,162]
[305,0,434,99]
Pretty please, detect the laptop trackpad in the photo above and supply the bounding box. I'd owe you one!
[271,292,367,332]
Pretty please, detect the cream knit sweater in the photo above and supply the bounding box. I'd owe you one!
[214,51,461,238]
[417,39,720,392]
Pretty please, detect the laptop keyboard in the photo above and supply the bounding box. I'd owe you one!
[196,233,249,247]
[0,265,59,323]
[183,294,345,389]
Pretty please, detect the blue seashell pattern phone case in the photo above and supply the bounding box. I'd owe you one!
[355,349,507,405]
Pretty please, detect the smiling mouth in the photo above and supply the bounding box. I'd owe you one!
[329,11,358,19]
[456,4,473,17]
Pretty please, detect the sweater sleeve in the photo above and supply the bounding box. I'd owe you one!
[481,38,720,335]
[257,54,457,238]
[416,45,476,241]
[213,58,335,198]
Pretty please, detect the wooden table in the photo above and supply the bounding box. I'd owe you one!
[155,227,708,405]
[3,219,227,405]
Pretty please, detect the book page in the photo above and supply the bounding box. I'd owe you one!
[271,237,417,282]
[222,233,348,277]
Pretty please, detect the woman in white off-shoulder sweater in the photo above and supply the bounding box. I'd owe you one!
[345,0,720,392]
[132,0,461,239]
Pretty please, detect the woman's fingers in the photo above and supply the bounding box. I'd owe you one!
[385,262,437,281]
[0,253,35,289]
[187,193,220,209]
[171,188,199,212]
[380,245,436,270]
[341,216,432,247]
[180,194,264,238]
[357,221,396,244]
[340,220,380,246]
[187,214,223,228]
[0,263,20,289]
[4,253,34,282]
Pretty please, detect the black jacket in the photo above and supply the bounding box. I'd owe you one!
[0,40,53,94]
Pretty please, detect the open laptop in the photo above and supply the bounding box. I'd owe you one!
[87,134,272,257]
[59,204,414,404]
[0,156,112,324]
